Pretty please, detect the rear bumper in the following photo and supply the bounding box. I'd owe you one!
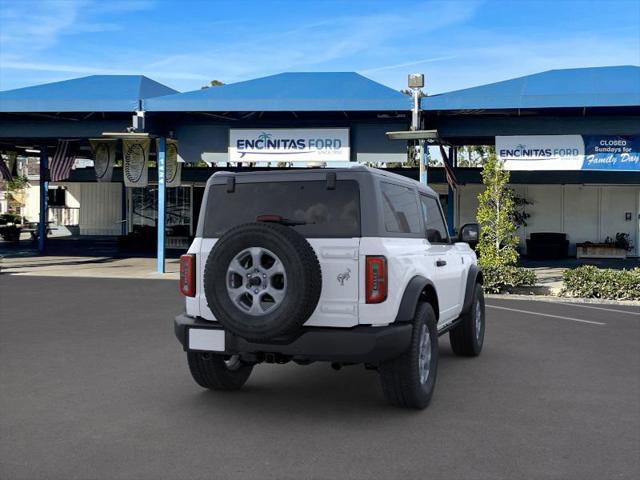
[174,314,411,364]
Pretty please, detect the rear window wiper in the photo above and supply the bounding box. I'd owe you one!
[256,215,312,226]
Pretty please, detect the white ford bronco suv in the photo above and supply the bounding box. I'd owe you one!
[174,166,484,409]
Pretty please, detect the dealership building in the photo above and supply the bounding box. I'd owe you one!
[0,65,638,267]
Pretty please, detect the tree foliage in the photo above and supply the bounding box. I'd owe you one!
[6,175,29,192]
[4,175,29,213]
[456,145,495,167]
[201,79,225,89]
[476,153,519,267]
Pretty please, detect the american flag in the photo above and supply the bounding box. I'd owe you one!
[49,140,78,182]
[439,145,458,190]
[0,156,12,181]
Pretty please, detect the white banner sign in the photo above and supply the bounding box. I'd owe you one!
[229,128,350,163]
[90,139,116,182]
[496,135,585,170]
[123,138,150,187]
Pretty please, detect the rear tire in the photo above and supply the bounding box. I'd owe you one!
[187,352,253,390]
[449,283,485,357]
[379,303,438,409]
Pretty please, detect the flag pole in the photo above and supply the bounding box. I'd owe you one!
[447,146,456,237]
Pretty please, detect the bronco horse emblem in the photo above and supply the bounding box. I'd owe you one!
[337,268,351,286]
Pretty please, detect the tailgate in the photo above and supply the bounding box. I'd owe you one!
[304,238,360,327]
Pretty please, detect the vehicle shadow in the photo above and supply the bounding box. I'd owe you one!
[178,342,468,420]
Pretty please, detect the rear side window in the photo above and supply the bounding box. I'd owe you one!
[203,180,360,238]
[380,182,421,234]
[420,195,449,243]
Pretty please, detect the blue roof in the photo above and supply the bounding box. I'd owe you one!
[422,66,640,111]
[145,72,411,112]
[0,75,178,113]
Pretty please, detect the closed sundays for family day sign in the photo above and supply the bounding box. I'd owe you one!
[582,136,640,171]
[229,128,350,162]
[497,135,640,171]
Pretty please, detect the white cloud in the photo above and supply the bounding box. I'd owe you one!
[417,30,640,94]
[360,56,459,74]
[135,1,484,89]
[1,0,637,95]
[0,0,153,56]
[0,0,483,90]
[0,59,209,81]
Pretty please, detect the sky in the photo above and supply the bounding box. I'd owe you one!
[0,0,639,94]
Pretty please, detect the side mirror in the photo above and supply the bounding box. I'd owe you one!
[458,223,480,245]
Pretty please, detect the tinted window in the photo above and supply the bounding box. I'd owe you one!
[420,195,449,243]
[204,180,360,238]
[380,182,421,234]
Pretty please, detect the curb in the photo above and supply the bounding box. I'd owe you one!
[486,293,640,307]
[503,285,557,296]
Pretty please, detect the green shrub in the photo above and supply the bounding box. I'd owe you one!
[561,266,640,300]
[482,265,537,294]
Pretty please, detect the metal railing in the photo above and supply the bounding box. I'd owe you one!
[48,207,79,226]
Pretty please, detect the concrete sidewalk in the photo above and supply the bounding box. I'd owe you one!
[1,254,636,296]
[1,254,562,287]
[523,265,564,295]
[0,255,179,279]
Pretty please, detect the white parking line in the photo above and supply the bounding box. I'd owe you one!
[554,302,640,316]
[486,304,606,326]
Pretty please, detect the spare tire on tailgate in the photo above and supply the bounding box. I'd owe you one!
[204,222,322,342]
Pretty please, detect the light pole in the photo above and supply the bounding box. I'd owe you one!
[408,73,426,185]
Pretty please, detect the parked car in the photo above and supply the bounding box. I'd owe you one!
[174,166,484,409]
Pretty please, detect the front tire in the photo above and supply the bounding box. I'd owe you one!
[379,302,439,409]
[187,352,253,390]
[449,283,485,356]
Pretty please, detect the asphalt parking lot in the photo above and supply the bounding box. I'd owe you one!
[1,275,639,480]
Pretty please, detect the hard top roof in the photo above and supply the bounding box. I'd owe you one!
[208,165,437,196]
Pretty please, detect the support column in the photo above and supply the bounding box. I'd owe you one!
[419,140,427,185]
[38,145,48,254]
[157,137,166,273]
[121,182,127,236]
[447,146,456,236]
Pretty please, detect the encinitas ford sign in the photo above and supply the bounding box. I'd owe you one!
[229,128,350,162]
[497,135,640,171]
[496,135,585,170]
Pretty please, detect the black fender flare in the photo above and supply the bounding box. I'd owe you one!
[394,276,439,323]
[461,264,483,315]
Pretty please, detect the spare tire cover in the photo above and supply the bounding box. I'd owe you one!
[204,222,322,341]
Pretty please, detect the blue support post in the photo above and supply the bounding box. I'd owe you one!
[420,140,428,185]
[38,145,48,254]
[121,182,127,236]
[157,137,166,273]
[447,146,456,236]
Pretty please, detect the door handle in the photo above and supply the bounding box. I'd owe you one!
[436,259,447,267]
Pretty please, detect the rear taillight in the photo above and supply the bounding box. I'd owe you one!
[366,256,387,304]
[180,254,196,297]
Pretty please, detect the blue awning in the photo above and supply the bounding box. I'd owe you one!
[0,75,178,113]
[422,66,640,111]
[145,72,411,112]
